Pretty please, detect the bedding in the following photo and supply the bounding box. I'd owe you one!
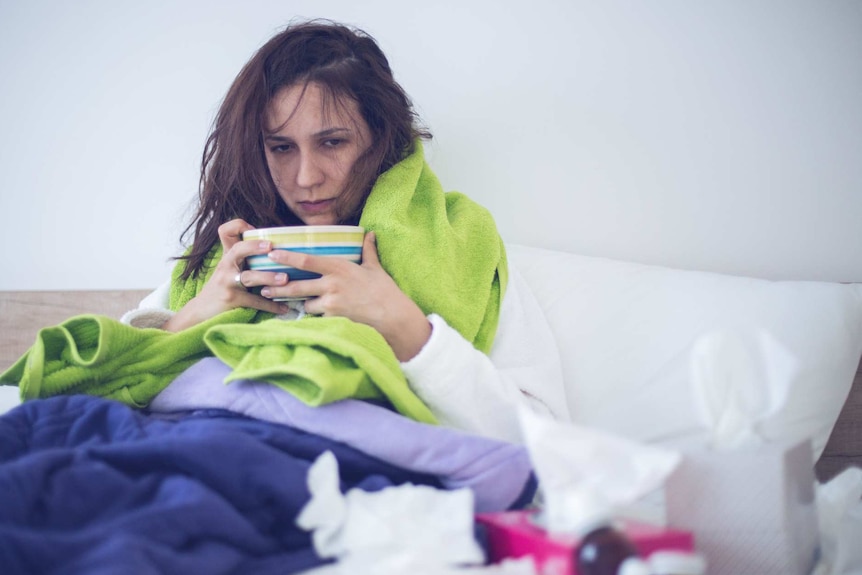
[508,244,862,461]
[2,243,862,573]
[0,386,535,574]
[0,311,437,424]
[149,358,534,513]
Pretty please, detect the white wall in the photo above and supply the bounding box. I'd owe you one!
[1,0,860,290]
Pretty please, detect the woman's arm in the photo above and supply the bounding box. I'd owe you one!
[401,265,570,444]
[120,277,305,327]
[121,219,296,330]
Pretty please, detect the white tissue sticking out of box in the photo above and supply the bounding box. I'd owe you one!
[518,407,681,535]
[666,328,821,575]
[689,329,798,450]
[295,451,485,572]
[816,467,862,575]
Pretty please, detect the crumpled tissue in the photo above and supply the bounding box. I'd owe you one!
[814,466,862,575]
[688,329,797,450]
[518,406,681,535]
[295,451,489,574]
[665,328,819,575]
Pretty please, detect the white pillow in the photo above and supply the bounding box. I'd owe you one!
[508,244,862,459]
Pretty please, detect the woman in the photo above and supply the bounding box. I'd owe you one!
[123,20,568,442]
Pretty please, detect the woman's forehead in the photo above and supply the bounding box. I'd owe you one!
[264,82,363,135]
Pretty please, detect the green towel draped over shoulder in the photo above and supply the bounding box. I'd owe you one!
[1,142,506,423]
[360,142,508,354]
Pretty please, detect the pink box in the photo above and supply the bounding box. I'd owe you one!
[476,510,694,575]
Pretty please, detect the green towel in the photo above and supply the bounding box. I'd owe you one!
[0,310,247,405]
[205,317,436,424]
[2,142,506,422]
[170,239,227,314]
[359,142,507,354]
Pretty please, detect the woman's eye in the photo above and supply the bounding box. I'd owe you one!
[322,139,343,148]
[271,144,293,153]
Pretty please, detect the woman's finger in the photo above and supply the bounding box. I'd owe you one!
[266,248,349,276]
[302,295,324,317]
[217,219,255,252]
[233,290,291,315]
[238,270,289,289]
[260,277,322,301]
[359,231,381,269]
[224,238,274,272]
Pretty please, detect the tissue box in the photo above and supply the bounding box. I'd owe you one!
[476,510,694,575]
[664,438,819,575]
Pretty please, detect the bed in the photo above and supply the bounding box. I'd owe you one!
[1,244,861,574]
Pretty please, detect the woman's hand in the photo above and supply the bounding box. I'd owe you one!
[162,219,290,332]
[261,231,432,361]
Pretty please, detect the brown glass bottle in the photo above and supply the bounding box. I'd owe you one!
[575,524,639,575]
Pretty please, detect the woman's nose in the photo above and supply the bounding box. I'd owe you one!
[295,151,325,188]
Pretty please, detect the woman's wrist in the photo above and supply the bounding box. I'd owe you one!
[160,298,207,332]
[160,311,190,332]
[377,300,432,362]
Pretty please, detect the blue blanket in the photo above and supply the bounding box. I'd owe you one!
[0,395,447,575]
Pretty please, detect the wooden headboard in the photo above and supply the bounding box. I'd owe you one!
[817,359,862,482]
[1,289,860,480]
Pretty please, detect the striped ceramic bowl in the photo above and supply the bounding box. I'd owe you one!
[243,225,365,299]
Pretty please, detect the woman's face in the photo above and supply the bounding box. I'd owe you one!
[263,82,372,225]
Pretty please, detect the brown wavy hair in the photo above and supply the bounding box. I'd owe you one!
[177,19,430,279]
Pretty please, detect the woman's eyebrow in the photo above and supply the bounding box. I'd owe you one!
[265,127,352,140]
[315,127,351,137]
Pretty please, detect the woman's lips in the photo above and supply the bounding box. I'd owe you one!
[298,199,335,215]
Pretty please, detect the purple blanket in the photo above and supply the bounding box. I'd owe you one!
[150,358,536,513]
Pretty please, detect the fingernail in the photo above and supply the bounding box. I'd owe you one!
[261,288,271,297]
[259,241,270,249]
[275,273,287,283]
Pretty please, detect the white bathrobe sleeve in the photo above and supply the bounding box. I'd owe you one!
[119,279,174,328]
[400,264,570,444]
